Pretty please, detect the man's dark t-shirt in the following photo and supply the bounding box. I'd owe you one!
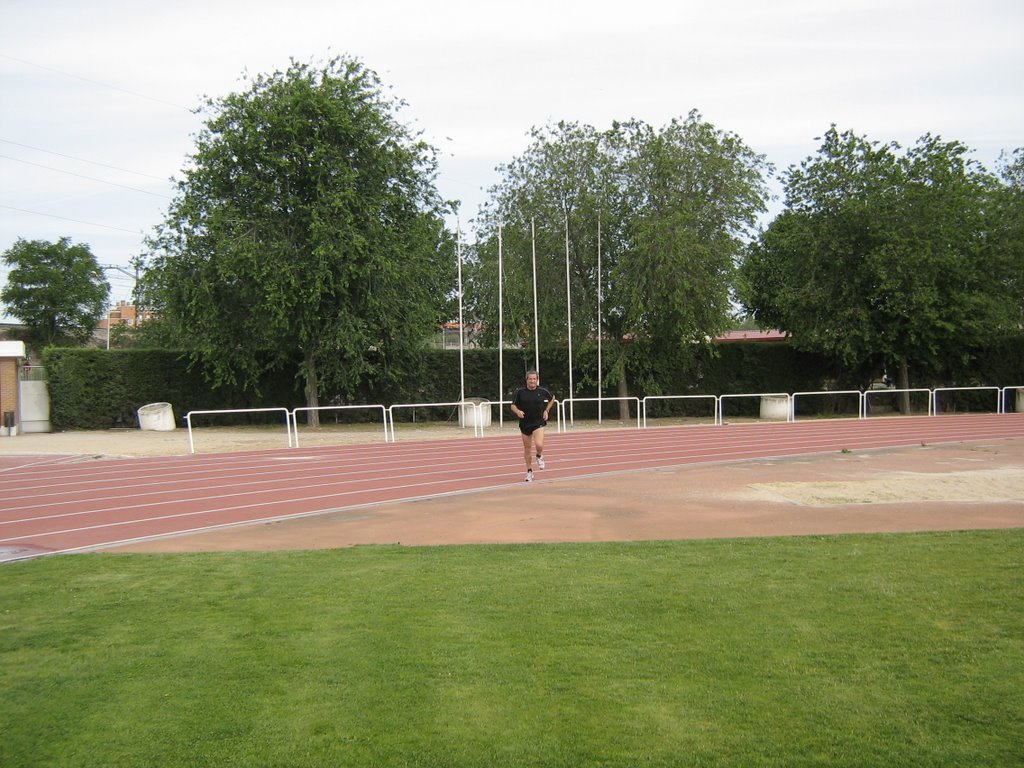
[513,386,554,435]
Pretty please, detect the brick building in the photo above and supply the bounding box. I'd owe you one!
[94,301,155,347]
[0,340,27,434]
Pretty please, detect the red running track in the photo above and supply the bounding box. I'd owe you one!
[2,413,1023,561]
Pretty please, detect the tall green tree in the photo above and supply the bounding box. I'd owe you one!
[995,148,1024,328]
[1,237,110,348]
[737,128,1021,408]
[468,112,770,413]
[140,57,453,423]
[468,121,608,363]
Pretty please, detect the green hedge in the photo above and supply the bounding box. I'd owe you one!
[43,349,304,430]
[42,336,1024,430]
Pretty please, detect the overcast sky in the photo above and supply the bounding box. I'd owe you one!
[2,0,1022,310]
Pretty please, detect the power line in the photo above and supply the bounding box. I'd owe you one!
[0,138,170,181]
[101,263,138,280]
[0,154,172,199]
[0,53,193,112]
[0,204,143,234]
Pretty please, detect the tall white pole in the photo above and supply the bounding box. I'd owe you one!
[565,212,574,425]
[498,225,504,427]
[456,219,465,404]
[531,217,540,374]
[597,214,603,424]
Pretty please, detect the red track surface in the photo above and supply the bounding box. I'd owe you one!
[2,413,1023,561]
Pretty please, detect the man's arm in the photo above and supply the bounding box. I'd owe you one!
[511,391,525,419]
[542,391,556,420]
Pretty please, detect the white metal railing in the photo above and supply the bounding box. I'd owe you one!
[863,388,933,417]
[641,395,719,428]
[791,390,865,420]
[718,392,793,425]
[386,401,486,441]
[175,384,1023,453]
[486,399,511,429]
[483,397,563,432]
[931,386,1002,416]
[290,405,389,446]
[1001,386,1024,415]
[185,407,292,454]
[558,397,640,432]
[19,365,46,381]
[482,398,557,431]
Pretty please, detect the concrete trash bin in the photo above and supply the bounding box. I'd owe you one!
[459,398,492,429]
[1017,388,1024,413]
[138,402,176,431]
[759,395,791,421]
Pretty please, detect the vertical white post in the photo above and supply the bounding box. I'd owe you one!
[456,219,465,404]
[105,307,115,350]
[565,212,574,425]
[597,214,603,425]
[498,225,504,427]
[531,217,540,374]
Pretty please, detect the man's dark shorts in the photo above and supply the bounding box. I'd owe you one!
[519,420,546,436]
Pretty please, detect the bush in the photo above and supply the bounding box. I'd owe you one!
[41,335,1024,430]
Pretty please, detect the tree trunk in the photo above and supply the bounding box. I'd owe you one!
[617,377,630,421]
[898,358,911,415]
[305,352,320,428]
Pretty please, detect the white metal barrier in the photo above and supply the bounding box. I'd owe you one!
[863,388,933,417]
[931,386,1002,416]
[485,399,510,429]
[184,407,292,454]
[19,365,47,382]
[558,397,640,432]
[290,405,389,446]
[718,392,793,425]
[386,401,486,441]
[488,397,563,433]
[1001,386,1024,415]
[179,385,1024,454]
[482,399,555,431]
[641,395,719,428]
[791,390,865,420]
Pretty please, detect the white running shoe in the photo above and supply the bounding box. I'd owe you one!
[536,455,545,470]
[525,469,534,482]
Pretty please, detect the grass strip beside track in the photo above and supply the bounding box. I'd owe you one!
[2,530,1023,767]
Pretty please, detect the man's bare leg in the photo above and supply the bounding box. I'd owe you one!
[521,433,534,470]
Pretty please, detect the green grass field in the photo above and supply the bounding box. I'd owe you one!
[2,530,1022,767]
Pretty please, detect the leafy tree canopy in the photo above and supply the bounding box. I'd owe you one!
[1,237,109,349]
[737,127,1023,387]
[995,147,1024,328]
[139,56,453,418]
[467,111,771,402]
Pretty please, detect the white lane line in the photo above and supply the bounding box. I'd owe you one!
[4,416,1024,550]
[6,416,1024,515]
[4,417,1021,508]
[4,427,1021,540]
[4,413,1019,493]
[0,470,529,544]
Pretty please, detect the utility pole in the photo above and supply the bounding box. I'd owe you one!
[100,264,139,341]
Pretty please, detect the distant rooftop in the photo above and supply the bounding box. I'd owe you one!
[715,329,788,343]
[0,340,26,358]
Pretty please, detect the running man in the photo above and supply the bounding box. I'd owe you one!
[511,370,556,482]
